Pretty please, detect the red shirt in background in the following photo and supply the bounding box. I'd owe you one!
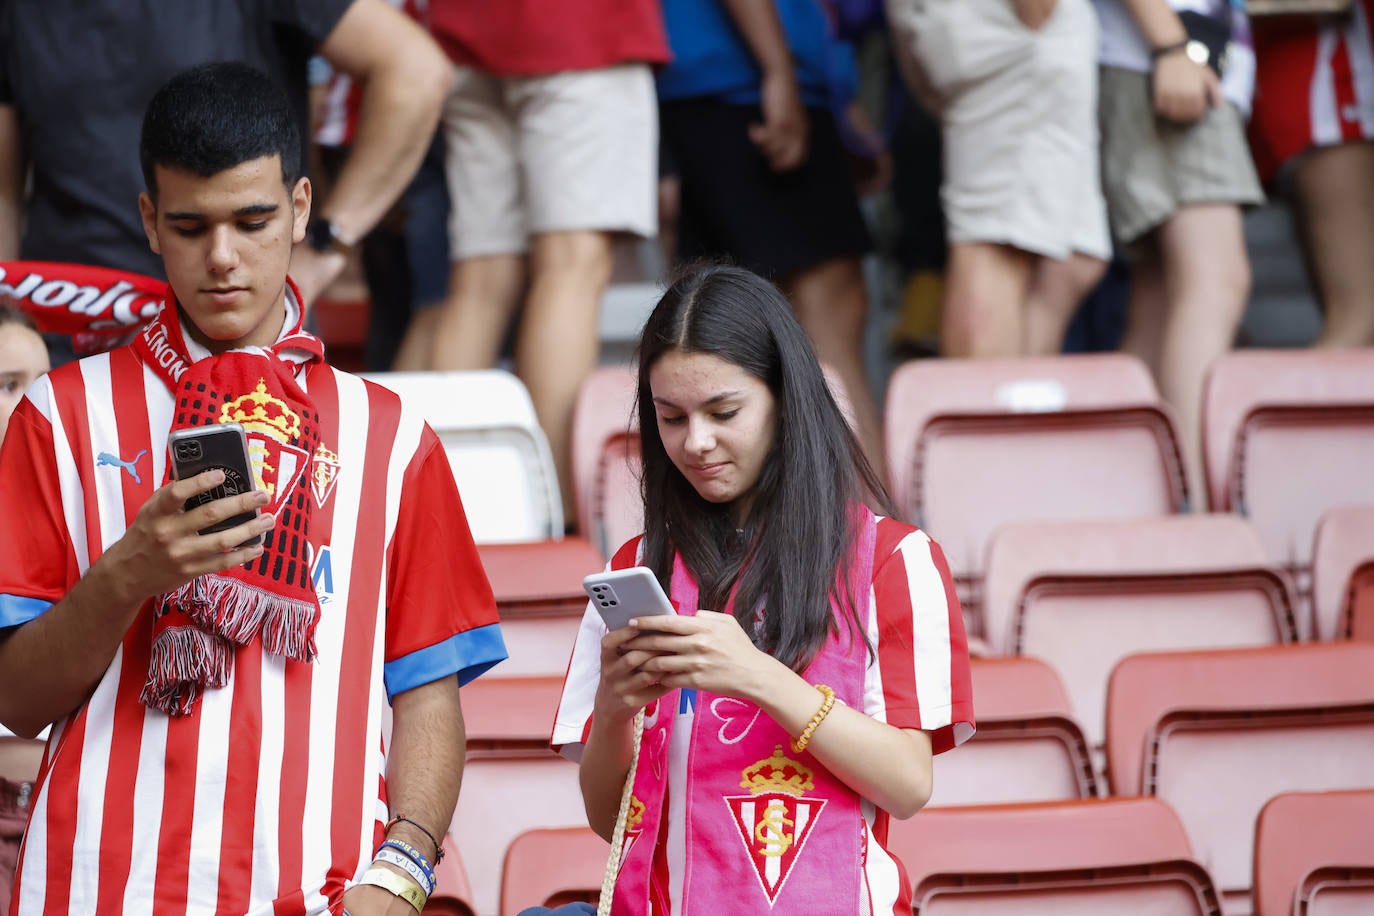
[428,0,670,76]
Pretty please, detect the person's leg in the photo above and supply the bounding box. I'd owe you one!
[519,229,615,522]
[1155,203,1251,507]
[782,256,886,479]
[1023,253,1108,356]
[429,254,526,369]
[1292,141,1374,347]
[940,241,1034,358]
[1120,249,1166,376]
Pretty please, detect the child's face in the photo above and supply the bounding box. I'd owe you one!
[0,322,50,443]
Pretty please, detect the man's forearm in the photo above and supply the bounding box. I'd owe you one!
[0,103,24,260]
[383,675,466,861]
[720,0,796,77]
[1121,0,1188,49]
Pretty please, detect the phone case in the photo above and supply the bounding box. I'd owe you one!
[582,566,675,631]
[168,422,262,542]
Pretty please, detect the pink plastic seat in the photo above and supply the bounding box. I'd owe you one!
[930,657,1097,806]
[1253,789,1374,916]
[1311,505,1374,641]
[499,826,608,916]
[891,798,1221,914]
[983,516,1297,753]
[884,354,1187,634]
[1106,643,1374,915]
[571,366,641,558]
[1202,349,1374,612]
[425,834,478,916]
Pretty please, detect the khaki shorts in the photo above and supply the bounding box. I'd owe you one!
[887,0,1110,260]
[1099,66,1265,248]
[442,63,658,260]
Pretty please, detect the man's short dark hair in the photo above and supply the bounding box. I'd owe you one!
[140,61,302,198]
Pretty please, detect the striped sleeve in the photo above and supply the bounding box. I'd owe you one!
[865,519,974,754]
[0,390,77,627]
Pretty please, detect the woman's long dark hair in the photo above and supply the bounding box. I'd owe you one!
[636,265,894,672]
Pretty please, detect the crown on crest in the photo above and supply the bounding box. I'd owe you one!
[739,745,815,797]
[221,378,300,443]
[626,795,645,833]
[313,443,339,465]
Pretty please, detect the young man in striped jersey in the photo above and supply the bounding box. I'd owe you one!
[0,62,506,915]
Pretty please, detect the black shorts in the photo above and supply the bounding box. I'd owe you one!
[661,98,872,279]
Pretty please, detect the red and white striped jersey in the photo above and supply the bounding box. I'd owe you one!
[0,342,505,915]
[551,517,975,915]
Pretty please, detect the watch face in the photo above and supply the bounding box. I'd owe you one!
[1186,40,1210,67]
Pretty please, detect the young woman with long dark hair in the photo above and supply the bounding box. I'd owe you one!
[548,265,974,916]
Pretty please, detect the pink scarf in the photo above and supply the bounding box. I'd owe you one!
[131,287,325,716]
[612,508,877,915]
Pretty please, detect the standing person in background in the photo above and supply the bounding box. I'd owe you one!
[0,63,506,914]
[1249,0,1374,348]
[426,0,668,525]
[0,304,47,910]
[0,0,452,361]
[1093,0,1262,504]
[886,0,1112,358]
[655,0,889,478]
[546,265,974,915]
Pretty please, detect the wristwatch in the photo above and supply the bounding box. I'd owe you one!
[1151,38,1213,69]
[306,218,354,256]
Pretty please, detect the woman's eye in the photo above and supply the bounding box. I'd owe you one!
[713,410,739,422]
[659,415,686,426]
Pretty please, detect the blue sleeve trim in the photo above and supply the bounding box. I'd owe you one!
[0,595,52,629]
[383,623,508,700]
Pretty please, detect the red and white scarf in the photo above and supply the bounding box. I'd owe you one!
[131,284,326,716]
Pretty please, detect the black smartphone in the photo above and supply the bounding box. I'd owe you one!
[168,422,263,544]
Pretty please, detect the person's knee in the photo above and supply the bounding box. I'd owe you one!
[530,230,614,286]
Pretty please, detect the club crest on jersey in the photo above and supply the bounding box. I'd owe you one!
[616,795,646,877]
[220,379,308,518]
[311,443,342,508]
[725,745,826,906]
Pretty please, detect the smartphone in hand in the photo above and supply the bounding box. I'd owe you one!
[582,566,674,631]
[168,422,263,545]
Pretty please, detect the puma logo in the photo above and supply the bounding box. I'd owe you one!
[97,449,148,485]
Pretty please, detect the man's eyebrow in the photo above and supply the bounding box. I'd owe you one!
[164,203,279,220]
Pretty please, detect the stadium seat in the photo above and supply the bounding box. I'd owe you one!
[1201,349,1374,610]
[571,365,641,559]
[1253,789,1374,916]
[363,370,564,542]
[426,834,479,916]
[499,826,608,916]
[982,516,1298,751]
[1311,505,1374,640]
[883,353,1188,634]
[891,798,1222,914]
[1105,643,1374,915]
[1349,560,1374,641]
[929,656,1097,806]
[476,539,602,677]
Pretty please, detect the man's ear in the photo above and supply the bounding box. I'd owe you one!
[291,177,312,245]
[138,192,161,255]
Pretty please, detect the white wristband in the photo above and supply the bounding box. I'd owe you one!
[373,848,436,896]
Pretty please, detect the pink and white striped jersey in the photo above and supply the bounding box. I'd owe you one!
[0,338,506,915]
[551,517,975,915]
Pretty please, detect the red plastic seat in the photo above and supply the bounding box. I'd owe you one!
[1253,789,1374,916]
[884,354,1187,634]
[425,834,478,916]
[499,826,608,916]
[983,516,1297,752]
[1349,560,1374,641]
[891,798,1221,914]
[930,657,1097,806]
[571,366,641,559]
[1105,643,1374,915]
[1201,349,1374,612]
[1311,506,1374,640]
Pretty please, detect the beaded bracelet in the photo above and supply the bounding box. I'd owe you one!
[386,813,445,863]
[360,865,427,914]
[374,847,436,896]
[791,684,836,754]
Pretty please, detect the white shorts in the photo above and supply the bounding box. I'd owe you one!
[442,63,659,260]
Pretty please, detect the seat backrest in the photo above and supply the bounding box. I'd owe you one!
[363,370,563,542]
[892,798,1221,915]
[499,826,609,916]
[476,539,603,677]
[930,658,1098,805]
[1350,560,1374,641]
[1253,789,1374,916]
[460,675,565,751]
[1311,506,1374,641]
[426,834,479,916]
[1105,644,1374,913]
[571,366,640,557]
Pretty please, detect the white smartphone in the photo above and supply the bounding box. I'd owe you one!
[582,566,674,631]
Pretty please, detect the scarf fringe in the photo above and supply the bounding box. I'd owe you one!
[173,573,300,647]
[260,598,319,663]
[140,625,232,717]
